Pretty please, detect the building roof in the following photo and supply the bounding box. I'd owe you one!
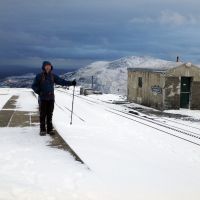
[128,60,182,73]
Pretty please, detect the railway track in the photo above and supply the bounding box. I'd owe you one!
[155,116,200,132]
[106,108,200,147]
[56,89,99,105]
[55,101,85,122]
[56,88,200,147]
[120,109,200,138]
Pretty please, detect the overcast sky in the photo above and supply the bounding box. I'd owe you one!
[1,0,200,69]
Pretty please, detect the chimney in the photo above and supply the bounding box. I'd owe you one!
[176,56,179,62]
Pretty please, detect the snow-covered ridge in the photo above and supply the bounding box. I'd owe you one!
[62,56,182,95]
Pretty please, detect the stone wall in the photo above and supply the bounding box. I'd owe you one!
[190,81,200,109]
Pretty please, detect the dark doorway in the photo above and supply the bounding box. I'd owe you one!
[180,77,191,108]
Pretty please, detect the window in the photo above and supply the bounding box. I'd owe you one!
[138,77,142,88]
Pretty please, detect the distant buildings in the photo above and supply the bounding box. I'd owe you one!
[127,62,200,110]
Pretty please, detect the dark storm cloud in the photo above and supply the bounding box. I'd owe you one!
[1,0,200,69]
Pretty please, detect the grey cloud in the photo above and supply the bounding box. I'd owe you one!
[1,0,200,69]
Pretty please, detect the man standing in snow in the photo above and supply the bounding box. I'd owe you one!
[32,61,76,136]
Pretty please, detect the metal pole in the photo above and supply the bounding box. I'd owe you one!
[70,86,75,125]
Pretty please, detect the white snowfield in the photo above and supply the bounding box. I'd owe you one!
[0,88,200,200]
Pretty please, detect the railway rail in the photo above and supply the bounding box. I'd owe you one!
[56,89,200,146]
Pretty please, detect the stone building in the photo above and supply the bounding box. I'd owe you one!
[127,62,200,110]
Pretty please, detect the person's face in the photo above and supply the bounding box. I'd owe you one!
[44,64,51,73]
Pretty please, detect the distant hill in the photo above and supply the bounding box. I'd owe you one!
[0,67,75,88]
[0,73,36,88]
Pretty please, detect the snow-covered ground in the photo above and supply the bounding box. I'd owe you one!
[0,88,12,109]
[0,88,111,200]
[0,127,109,200]
[164,109,200,120]
[54,88,200,200]
[0,88,200,200]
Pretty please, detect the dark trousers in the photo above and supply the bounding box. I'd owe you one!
[39,100,54,132]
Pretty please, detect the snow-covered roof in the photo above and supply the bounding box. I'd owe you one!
[128,61,182,73]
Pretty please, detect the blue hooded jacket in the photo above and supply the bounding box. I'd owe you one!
[32,61,73,100]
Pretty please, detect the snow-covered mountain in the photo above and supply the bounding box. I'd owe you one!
[0,56,182,93]
[61,56,179,95]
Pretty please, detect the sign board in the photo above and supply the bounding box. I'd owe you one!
[151,85,162,94]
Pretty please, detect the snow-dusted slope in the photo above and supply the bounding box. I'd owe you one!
[0,73,35,88]
[62,56,179,95]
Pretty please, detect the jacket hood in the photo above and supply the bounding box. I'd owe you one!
[42,61,53,71]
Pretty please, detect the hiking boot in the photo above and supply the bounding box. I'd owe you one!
[47,130,55,136]
[40,131,46,136]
